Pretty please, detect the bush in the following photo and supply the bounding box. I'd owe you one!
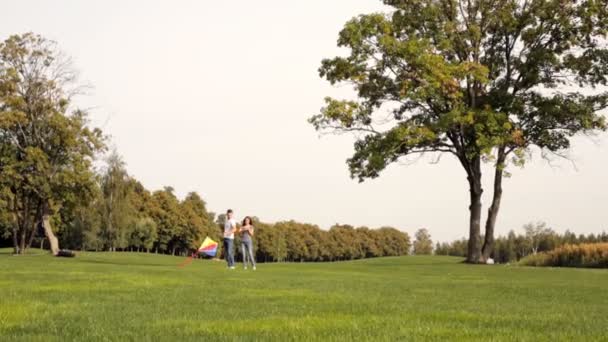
[520,243,608,268]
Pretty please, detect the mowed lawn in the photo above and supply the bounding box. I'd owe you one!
[1,249,607,341]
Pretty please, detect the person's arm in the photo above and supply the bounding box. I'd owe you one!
[250,226,255,236]
[230,220,238,235]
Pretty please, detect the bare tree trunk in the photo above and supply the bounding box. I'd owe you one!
[466,160,483,263]
[42,214,59,255]
[12,227,19,254]
[19,227,27,253]
[26,219,39,249]
[18,199,30,254]
[11,196,20,254]
[482,148,506,261]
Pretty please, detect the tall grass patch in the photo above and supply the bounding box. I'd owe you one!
[520,243,608,268]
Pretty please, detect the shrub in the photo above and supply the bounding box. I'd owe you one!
[520,243,608,268]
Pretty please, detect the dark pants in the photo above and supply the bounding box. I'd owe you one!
[223,238,235,267]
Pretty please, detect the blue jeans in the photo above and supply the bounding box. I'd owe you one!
[223,238,235,267]
[241,240,256,268]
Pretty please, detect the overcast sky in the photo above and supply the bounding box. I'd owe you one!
[2,0,607,241]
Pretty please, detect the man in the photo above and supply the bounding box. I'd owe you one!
[223,209,237,269]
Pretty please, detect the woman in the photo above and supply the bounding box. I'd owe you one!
[239,216,257,270]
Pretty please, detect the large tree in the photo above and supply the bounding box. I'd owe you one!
[0,33,105,255]
[148,187,185,255]
[310,0,608,262]
[180,192,215,254]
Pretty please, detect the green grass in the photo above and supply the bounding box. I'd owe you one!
[1,249,607,341]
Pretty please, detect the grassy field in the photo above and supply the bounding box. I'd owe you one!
[1,249,607,341]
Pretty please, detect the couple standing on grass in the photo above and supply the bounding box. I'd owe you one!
[223,209,256,270]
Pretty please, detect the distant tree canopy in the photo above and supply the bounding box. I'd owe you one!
[54,159,220,256]
[413,228,433,255]
[253,221,411,262]
[3,149,413,260]
[35,165,413,261]
[310,0,608,263]
[435,221,608,263]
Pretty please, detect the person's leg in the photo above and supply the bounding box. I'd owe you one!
[223,238,230,267]
[241,242,248,268]
[228,239,235,267]
[246,240,256,268]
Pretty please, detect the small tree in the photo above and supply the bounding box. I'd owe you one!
[99,151,135,251]
[523,221,553,255]
[413,228,433,255]
[130,217,157,252]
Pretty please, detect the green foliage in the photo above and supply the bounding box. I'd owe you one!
[59,195,103,251]
[252,221,410,263]
[0,33,106,253]
[130,217,157,252]
[312,0,607,177]
[435,238,468,257]
[413,228,433,255]
[310,0,608,262]
[181,192,215,251]
[99,151,135,251]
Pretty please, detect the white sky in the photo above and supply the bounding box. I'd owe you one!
[2,0,607,242]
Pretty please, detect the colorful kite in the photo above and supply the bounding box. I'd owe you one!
[178,237,219,268]
[198,237,218,257]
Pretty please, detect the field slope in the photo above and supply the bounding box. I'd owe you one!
[1,249,607,341]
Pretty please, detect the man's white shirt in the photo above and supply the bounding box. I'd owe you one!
[224,218,237,239]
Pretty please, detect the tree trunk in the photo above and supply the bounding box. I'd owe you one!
[481,148,506,261]
[466,160,483,263]
[12,227,19,254]
[18,199,30,254]
[42,214,60,255]
[26,220,39,249]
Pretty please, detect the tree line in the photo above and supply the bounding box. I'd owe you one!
[1,149,412,261]
[254,222,411,262]
[53,151,415,261]
[0,140,414,261]
[0,33,411,262]
[0,32,411,260]
[435,221,608,263]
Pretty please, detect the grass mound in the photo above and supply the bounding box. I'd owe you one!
[520,243,608,268]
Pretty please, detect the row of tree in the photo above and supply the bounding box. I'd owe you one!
[37,151,416,261]
[253,222,412,262]
[435,221,608,263]
[56,153,219,255]
[0,141,415,261]
[0,32,416,261]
